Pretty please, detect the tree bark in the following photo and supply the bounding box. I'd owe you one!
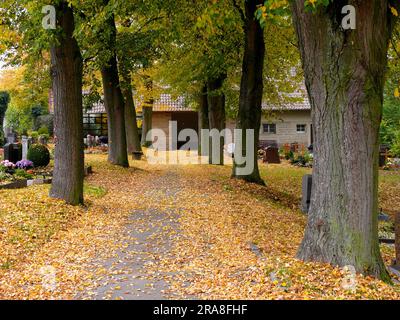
[396,212,400,268]
[120,69,142,155]
[207,75,226,165]
[232,0,265,184]
[292,0,395,280]
[141,106,153,147]
[141,77,154,148]
[100,14,129,167]
[198,85,209,156]
[49,1,84,205]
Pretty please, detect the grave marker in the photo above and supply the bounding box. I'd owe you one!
[301,174,313,213]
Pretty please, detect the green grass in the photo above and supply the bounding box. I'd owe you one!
[84,183,107,198]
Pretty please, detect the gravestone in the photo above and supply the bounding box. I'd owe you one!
[263,147,280,164]
[4,143,22,163]
[22,136,30,160]
[301,174,313,213]
[6,132,16,144]
[87,134,95,148]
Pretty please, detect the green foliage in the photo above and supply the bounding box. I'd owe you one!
[5,104,32,135]
[84,183,107,198]
[34,115,54,135]
[284,150,294,161]
[30,131,39,139]
[27,144,50,167]
[290,152,313,166]
[382,37,400,157]
[14,169,33,180]
[390,131,400,157]
[37,125,49,135]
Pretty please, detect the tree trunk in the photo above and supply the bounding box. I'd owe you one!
[232,0,265,184]
[100,14,129,167]
[141,106,153,147]
[49,1,84,205]
[396,212,400,268]
[292,0,395,280]
[141,77,154,148]
[207,75,226,165]
[198,85,209,156]
[120,70,142,155]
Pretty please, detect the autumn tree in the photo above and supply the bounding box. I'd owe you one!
[291,0,399,280]
[231,0,266,184]
[0,0,84,204]
[49,1,84,205]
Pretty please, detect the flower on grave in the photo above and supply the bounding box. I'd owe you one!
[15,160,34,170]
[0,160,16,168]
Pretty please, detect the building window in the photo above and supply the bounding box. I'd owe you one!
[297,124,307,133]
[263,123,276,134]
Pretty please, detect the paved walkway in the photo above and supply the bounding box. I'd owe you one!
[82,170,189,300]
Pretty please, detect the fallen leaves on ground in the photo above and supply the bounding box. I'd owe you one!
[0,154,399,300]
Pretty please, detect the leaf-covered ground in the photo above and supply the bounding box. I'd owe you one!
[0,154,400,299]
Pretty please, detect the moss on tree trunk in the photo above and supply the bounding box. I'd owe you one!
[292,0,395,281]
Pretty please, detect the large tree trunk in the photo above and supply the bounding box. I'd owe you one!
[232,0,265,184]
[101,14,129,167]
[292,0,395,280]
[49,1,84,205]
[198,85,209,157]
[207,75,226,165]
[120,70,142,155]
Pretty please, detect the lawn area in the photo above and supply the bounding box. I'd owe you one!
[0,155,400,299]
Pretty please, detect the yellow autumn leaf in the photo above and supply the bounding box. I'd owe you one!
[395,88,400,98]
[390,5,398,17]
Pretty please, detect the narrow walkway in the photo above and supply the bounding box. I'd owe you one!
[82,170,188,300]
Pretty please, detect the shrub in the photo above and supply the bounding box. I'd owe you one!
[38,126,49,136]
[30,131,39,140]
[285,150,294,161]
[14,169,33,180]
[27,144,50,167]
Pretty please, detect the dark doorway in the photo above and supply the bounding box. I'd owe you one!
[171,112,199,149]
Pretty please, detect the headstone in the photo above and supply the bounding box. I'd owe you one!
[3,143,22,163]
[6,133,16,144]
[22,136,30,160]
[301,174,313,213]
[38,135,47,145]
[87,134,95,147]
[263,147,280,164]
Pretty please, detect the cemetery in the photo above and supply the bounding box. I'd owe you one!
[1,0,400,304]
